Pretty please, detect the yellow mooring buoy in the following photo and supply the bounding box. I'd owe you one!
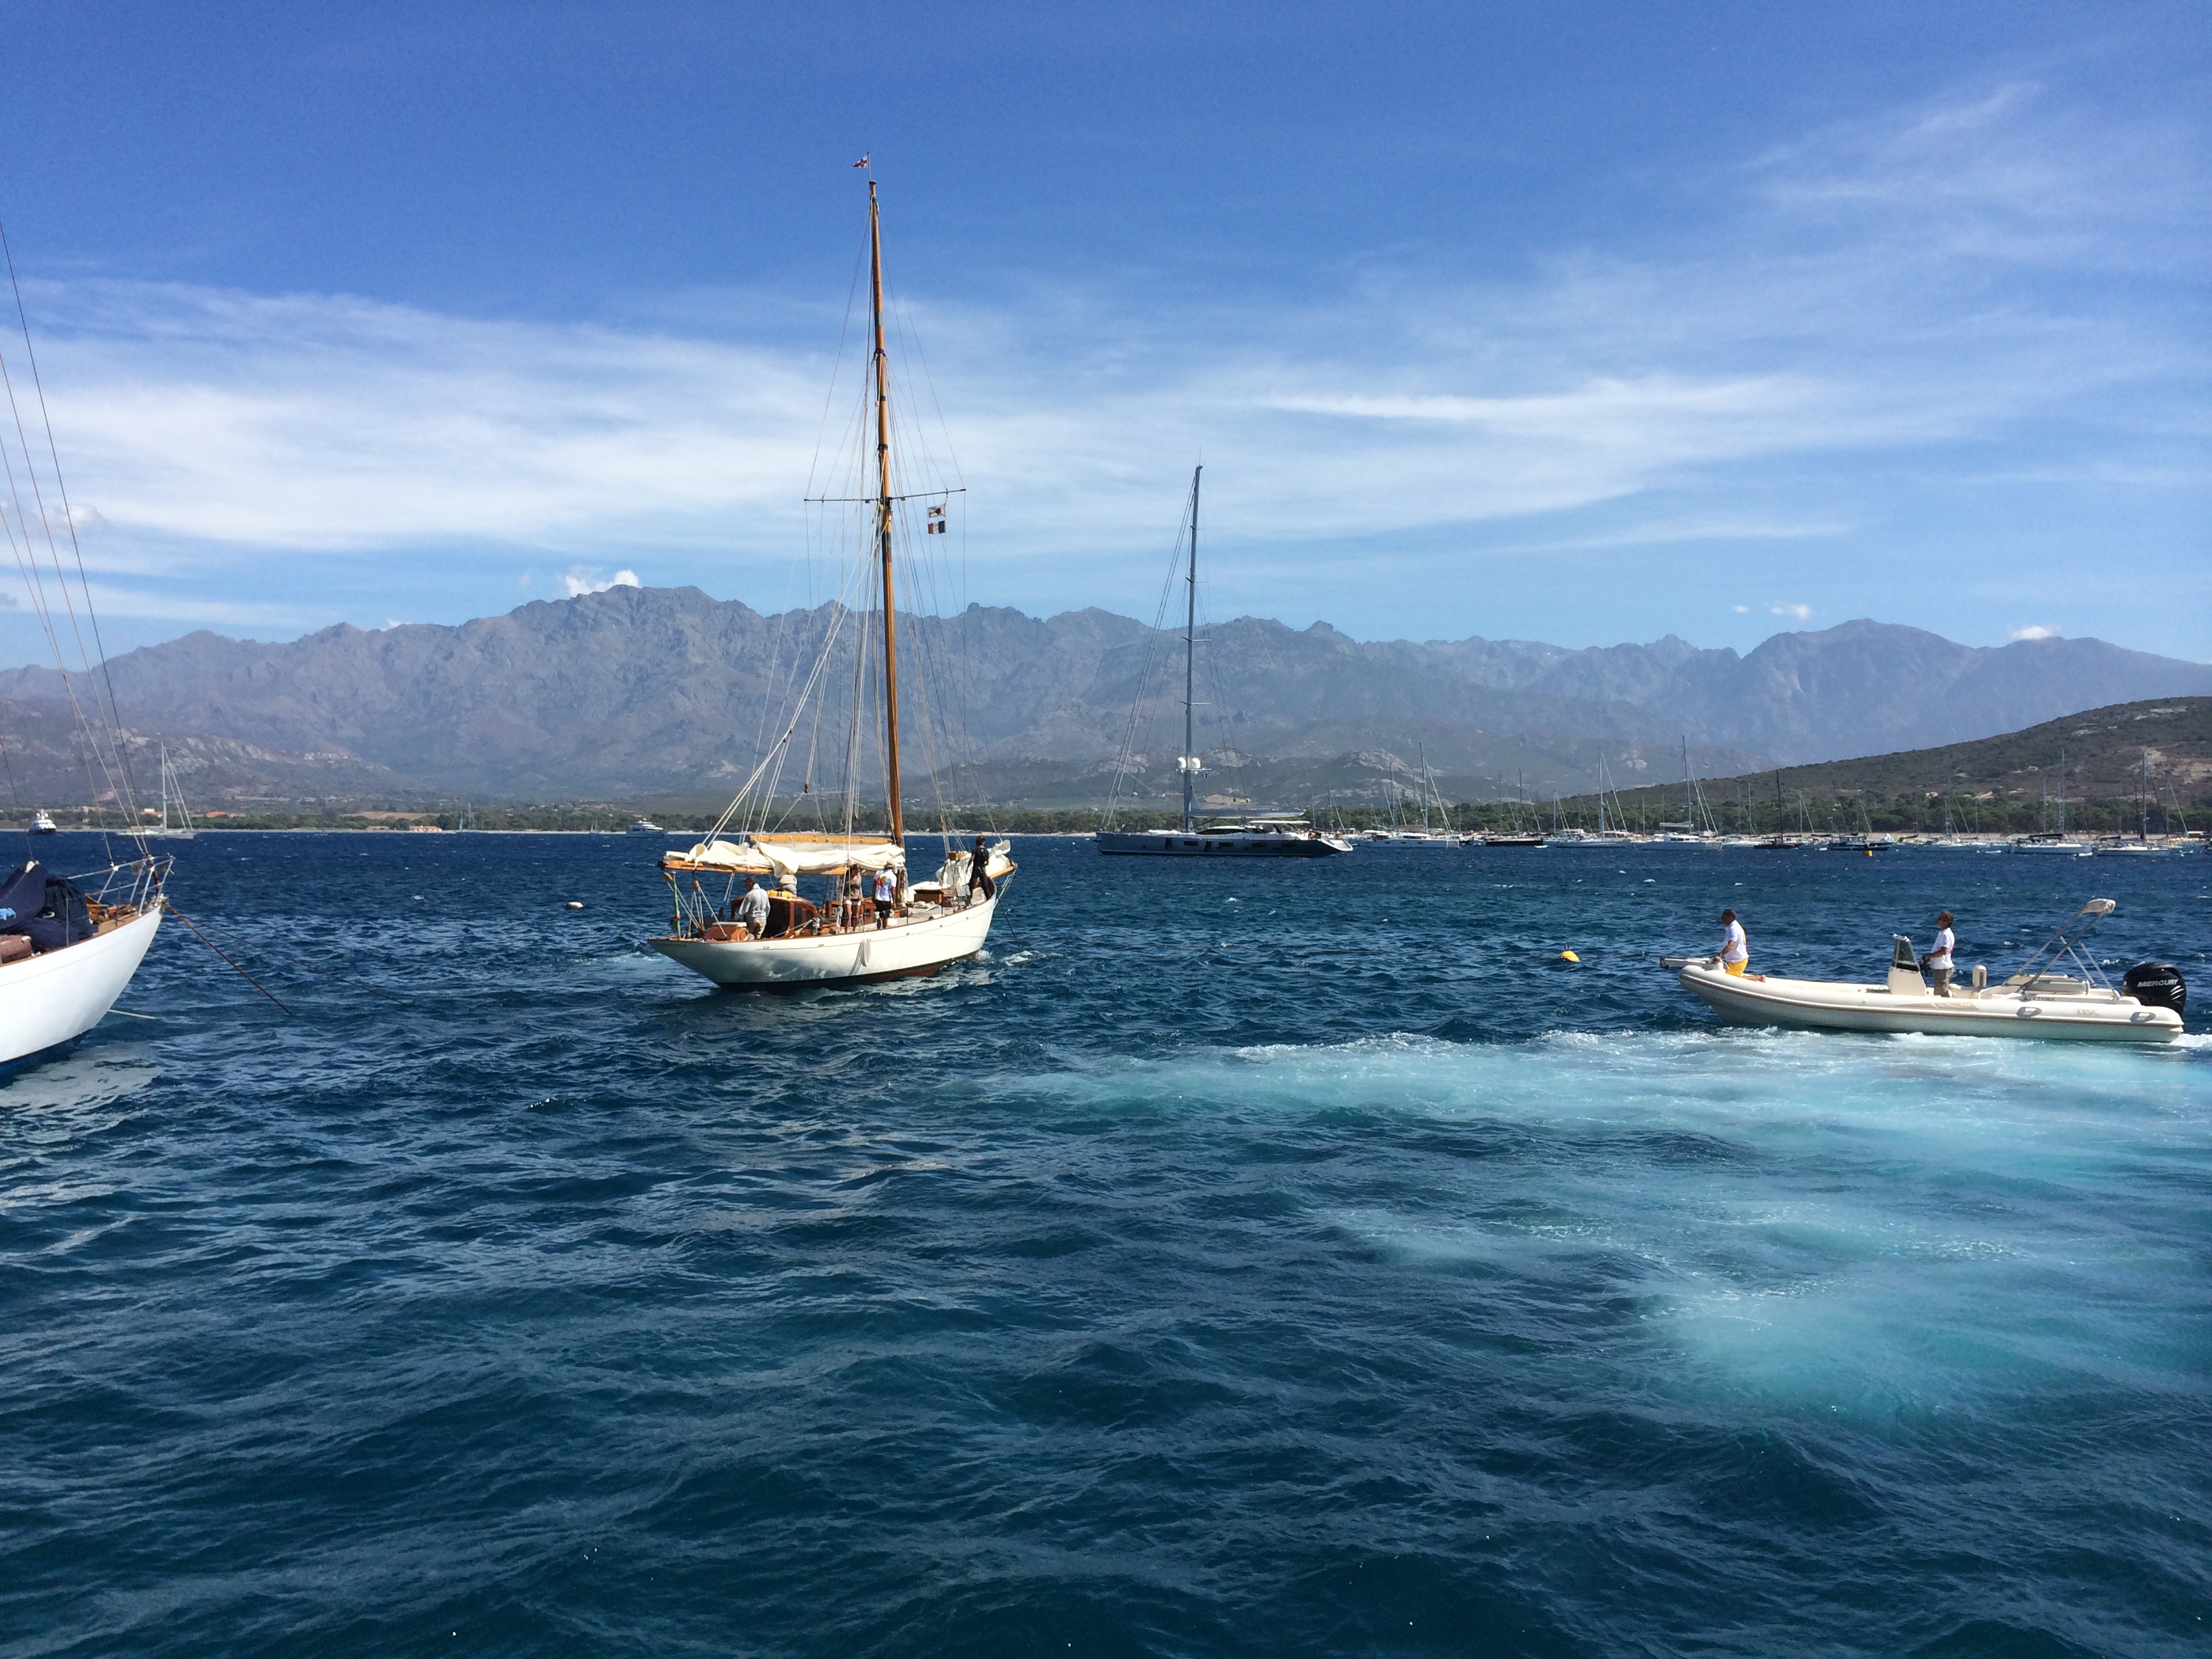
[1559,949,1580,962]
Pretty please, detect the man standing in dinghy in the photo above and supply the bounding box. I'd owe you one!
[1921,912,1957,998]
[1711,909,1763,981]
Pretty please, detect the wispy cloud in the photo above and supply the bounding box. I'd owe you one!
[1769,602,1814,621]
[2008,624,2057,641]
[8,74,2203,646]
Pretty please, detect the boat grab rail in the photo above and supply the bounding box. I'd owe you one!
[2001,898,2118,994]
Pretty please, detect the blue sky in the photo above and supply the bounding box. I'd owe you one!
[0,1,2205,668]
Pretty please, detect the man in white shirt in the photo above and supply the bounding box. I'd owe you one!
[1920,910,1957,996]
[1712,907,1757,979]
[733,877,771,939]
[872,866,897,926]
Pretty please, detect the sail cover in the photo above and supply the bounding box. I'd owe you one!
[663,837,907,878]
[0,860,81,952]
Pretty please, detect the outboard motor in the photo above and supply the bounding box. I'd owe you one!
[2123,962,2186,1018]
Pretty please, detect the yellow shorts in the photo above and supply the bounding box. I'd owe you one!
[1723,958,1748,977]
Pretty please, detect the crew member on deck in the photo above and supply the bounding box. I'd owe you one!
[734,877,771,939]
[873,866,897,926]
[970,836,995,905]
[1921,911,1957,997]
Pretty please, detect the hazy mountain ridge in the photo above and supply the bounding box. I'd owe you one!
[0,586,2205,803]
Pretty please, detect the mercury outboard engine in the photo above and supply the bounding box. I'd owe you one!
[2123,962,2186,1018]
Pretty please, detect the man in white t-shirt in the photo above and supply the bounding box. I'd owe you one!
[1711,908,1759,979]
[1920,910,1957,997]
[733,877,771,939]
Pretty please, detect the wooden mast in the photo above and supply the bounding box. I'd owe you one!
[868,179,903,845]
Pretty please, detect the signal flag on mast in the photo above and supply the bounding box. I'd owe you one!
[926,504,947,535]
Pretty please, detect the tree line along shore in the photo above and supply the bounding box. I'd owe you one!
[6,697,2203,840]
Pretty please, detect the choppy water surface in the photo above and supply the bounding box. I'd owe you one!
[3,834,2208,1656]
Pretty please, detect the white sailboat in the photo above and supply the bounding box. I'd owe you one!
[140,743,196,840]
[0,869,165,1066]
[0,225,168,1066]
[650,173,1013,987]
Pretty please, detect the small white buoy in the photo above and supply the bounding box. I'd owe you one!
[565,900,583,910]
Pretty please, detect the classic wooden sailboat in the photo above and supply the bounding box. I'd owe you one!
[1095,468,1351,859]
[650,174,1013,988]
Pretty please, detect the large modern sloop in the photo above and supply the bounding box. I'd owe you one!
[1093,467,1352,859]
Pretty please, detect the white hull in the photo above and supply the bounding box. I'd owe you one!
[0,905,163,1066]
[1097,830,1351,858]
[1677,960,2181,1043]
[653,886,1004,987]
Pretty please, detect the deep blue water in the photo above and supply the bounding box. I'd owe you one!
[3,833,2209,1657]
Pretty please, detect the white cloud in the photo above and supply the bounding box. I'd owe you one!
[1769,602,1814,621]
[2008,624,2058,641]
[562,567,641,597]
[7,75,2202,642]
[1732,604,1749,613]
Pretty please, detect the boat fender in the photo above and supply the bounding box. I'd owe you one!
[2121,962,2186,1017]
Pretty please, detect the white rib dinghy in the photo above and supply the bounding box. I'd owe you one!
[1671,899,2185,1044]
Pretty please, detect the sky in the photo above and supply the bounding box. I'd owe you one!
[0,1,2205,670]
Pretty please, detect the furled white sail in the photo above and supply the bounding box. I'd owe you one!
[664,837,907,878]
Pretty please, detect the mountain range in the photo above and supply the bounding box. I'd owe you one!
[1,586,2207,807]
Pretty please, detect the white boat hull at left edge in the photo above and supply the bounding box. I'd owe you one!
[0,905,163,1067]
[653,885,1004,987]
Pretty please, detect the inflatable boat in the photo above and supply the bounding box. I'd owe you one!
[1669,899,2186,1043]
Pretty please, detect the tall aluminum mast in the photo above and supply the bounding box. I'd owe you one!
[1182,465,1202,834]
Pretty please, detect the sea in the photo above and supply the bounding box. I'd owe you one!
[3,832,2207,1658]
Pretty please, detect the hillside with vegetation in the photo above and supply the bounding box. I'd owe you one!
[1514,697,2210,838]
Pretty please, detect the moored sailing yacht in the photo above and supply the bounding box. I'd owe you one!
[0,224,169,1065]
[649,173,1013,987]
[1095,468,1350,859]
[140,743,196,840]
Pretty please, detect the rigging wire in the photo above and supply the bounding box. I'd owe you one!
[0,220,145,857]
[1101,492,1198,827]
